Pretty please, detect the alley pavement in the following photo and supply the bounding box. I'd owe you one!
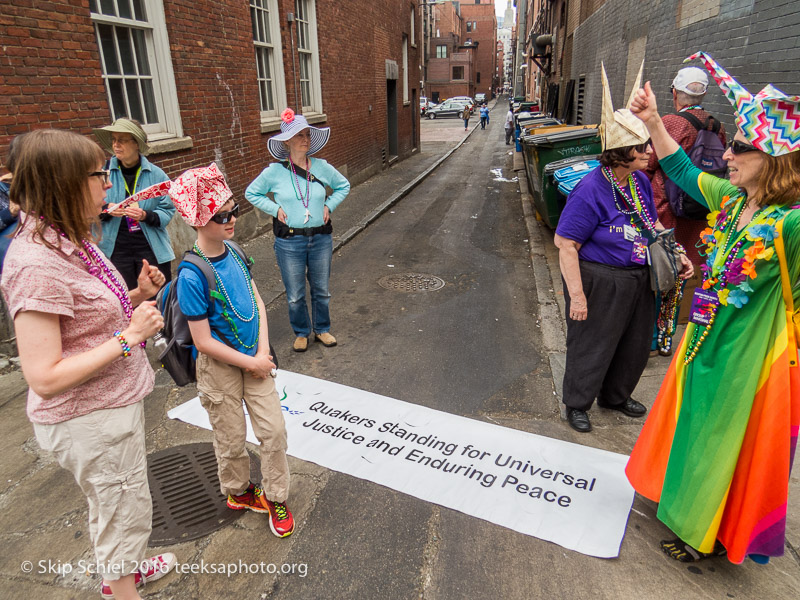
[0,98,798,599]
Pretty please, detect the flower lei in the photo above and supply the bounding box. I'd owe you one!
[684,195,780,364]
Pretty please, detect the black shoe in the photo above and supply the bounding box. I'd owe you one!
[566,408,592,433]
[597,397,647,418]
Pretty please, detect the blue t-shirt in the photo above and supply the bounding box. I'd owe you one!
[555,167,657,268]
[177,246,259,356]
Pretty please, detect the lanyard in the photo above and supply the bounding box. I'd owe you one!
[123,167,142,199]
[711,201,781,276]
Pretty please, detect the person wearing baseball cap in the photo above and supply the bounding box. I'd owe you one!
[644,66,727,357]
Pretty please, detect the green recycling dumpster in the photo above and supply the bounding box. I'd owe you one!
[522,128,602,228]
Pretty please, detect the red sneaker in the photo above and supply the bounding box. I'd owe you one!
[100,553,176,599]
[261,496,295,538]
[227,482,268,514]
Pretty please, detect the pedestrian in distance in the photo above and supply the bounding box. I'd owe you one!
[644,66,727,357]
[627,52,800,566]
[0,134,23,274]
[505,107,514,145]
[462,104,472,131]
[93,118,176,292]
[172,163,295,538]
[553,62,693,434]
[0,129,176,600]
[245,108,350,353]
[480,104,489,130]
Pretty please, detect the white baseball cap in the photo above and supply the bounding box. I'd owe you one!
[671,67,708,94]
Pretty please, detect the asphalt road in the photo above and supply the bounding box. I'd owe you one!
[263,106,559,599]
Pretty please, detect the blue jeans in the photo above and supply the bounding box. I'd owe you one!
[274,233,333,337]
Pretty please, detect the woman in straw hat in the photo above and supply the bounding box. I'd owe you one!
[0,129,177,599]
[554,62,693,434]
[245,108,350,353]
[93,118,176,291]
[626,52,800,565]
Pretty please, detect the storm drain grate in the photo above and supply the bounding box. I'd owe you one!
[147,442,260,546]
[378,273,446,292]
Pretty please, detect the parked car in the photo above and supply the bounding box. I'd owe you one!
[474,93,486,104]
[420,97,436,116]
[426,99,469,119]
[448,96,475,111]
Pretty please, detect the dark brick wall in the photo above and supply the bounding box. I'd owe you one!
[1,0,421,199]
[460,4,498,99]
[569,0,800,136]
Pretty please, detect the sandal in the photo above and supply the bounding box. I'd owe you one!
[660,538,726,562]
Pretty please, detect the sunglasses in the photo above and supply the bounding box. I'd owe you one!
[89,170,111,185]
[727,140,760,155]
[210,204,239,224]
[633,139,652,153]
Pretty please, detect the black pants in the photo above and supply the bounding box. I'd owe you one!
[480,116,487,129]
[111,247,172,291]
[505,127,513,145]
[562,261,655,411]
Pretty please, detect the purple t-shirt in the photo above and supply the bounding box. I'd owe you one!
[555,167,656,268]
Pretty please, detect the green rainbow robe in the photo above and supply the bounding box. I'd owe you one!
[626,148,800,564]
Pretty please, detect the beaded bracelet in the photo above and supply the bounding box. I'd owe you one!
[113,330,132,358]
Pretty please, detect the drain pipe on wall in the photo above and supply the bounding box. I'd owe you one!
[288,12,300,111]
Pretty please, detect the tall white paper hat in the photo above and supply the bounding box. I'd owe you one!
[599,61,650,150]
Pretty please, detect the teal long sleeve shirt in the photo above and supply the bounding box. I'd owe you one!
[245,158,350,228]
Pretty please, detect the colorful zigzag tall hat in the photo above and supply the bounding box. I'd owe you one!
[686,51,800,156]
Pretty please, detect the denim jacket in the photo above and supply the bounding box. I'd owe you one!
[97,155,176,264]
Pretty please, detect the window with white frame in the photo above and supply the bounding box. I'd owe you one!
[250,0,286,120]
[410,4,415,47]
[436,45,447,58]
[402,35,409,104]
[295,0,323,114]
[89,0,183,141]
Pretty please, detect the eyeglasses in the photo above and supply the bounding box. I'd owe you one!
[633,139,652,153]
[727,140,760,155]
[210,204,239,224]
[89,170,111,185]
[111,136,136,146]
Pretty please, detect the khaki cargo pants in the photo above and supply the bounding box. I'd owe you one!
[196,353,290,502]
[33,402,151,581]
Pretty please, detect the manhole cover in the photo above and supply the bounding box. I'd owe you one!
[147,442,260,546]
[378,273,445,292]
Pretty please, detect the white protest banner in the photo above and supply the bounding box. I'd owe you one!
[168,370,635,558]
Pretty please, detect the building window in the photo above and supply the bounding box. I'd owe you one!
[436,45,447,58]
[402,35,409,104]
[453,66,464,80]
[472,21,477,30]
[89,0,183,141]
[466,21,472,33]
[250,0,286,120]
[410,4,416,46]
[477,72,481,84]
[295,0,323,114]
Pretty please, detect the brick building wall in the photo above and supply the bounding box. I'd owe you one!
[1,0,421,209]
[568,0,800,136]
[460,3,497,99]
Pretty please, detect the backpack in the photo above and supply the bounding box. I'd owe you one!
[663,112,727,220]
[155,240,276,386]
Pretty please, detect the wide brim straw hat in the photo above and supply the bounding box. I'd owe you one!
[267,108,330,161]
[93,118,150,156]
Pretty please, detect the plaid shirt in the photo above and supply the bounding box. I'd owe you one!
[645,108,727,265]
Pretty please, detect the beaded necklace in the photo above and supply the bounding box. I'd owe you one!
[603,166,657,236]
[193,242,259,350]
[683,199,780,364]
[48,221,144,348]
[289,157,312,224]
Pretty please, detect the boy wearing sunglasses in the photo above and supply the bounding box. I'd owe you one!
[171,164,295,539]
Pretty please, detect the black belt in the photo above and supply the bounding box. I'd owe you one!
[273,218,333,238]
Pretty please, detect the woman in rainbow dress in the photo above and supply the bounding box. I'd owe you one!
[626,52,800,565]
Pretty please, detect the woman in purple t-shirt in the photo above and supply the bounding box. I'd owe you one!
[553,63,693,434]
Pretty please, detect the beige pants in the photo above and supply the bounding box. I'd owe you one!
[33,402,151,581]
[196,353,290,502]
